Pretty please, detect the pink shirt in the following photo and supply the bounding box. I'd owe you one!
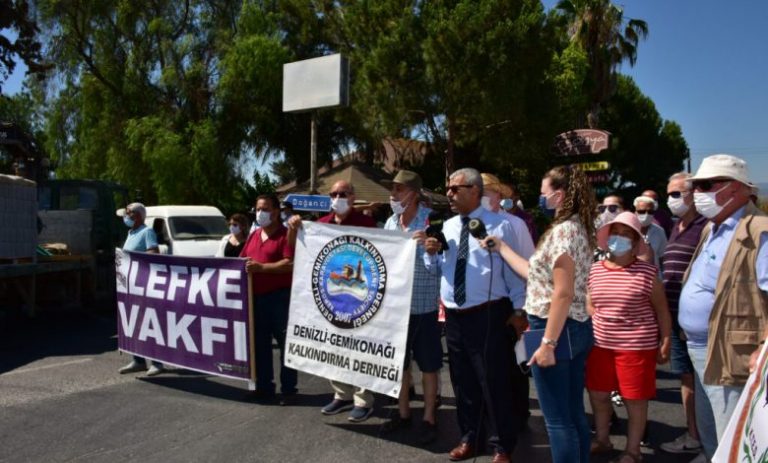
[588,259,659,350]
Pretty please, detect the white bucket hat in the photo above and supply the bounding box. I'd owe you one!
[690,154,755,189]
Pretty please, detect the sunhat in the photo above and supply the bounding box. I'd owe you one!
[596,211,649,256]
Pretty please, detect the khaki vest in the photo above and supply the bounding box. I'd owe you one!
[683,202,768,386]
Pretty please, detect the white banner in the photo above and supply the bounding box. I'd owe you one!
[714,341,768,463]
[285,222,415,398]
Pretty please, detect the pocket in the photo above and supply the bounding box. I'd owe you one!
[724,330,759,377]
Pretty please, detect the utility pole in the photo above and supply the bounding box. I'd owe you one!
[310,112,318,194]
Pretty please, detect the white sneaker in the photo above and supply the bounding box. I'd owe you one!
[146,365,164,377]
[118,360,146,374]
[660,432,702,454]
[688,452,708,463]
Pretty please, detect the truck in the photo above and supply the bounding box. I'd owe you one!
[0,177,129,317]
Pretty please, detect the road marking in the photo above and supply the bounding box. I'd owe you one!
[1,358,93,376]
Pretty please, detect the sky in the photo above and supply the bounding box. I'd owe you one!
[3,1,768,184]
[542,0,768,184]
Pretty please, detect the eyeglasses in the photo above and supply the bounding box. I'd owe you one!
[667,191,690,199]
[692,179,729,192]
[597,205,620,213]
[329,191,350,198]
[446,184,474,194]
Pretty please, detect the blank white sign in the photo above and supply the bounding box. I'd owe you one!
[283,54,349,113]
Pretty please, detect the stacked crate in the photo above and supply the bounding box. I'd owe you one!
[0,174,37,260]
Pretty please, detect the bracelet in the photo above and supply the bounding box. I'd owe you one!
[542,337,558,348]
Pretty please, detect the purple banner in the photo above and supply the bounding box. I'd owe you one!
[115,249,253,381]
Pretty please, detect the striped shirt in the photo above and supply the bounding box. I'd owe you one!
[588,259,659,350]
[661,215,707,311]
[384,205,440,315]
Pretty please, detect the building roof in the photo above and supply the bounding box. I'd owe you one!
[276,160,449,208]
[276,161,393,204]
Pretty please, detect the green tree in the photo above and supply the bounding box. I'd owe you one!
[556,0,648,128]
[600,75,688,195]
[0,0,51,93]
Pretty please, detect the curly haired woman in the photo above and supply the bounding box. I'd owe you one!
[481,166,597,462]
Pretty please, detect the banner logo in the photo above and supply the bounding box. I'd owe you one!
[312,235,387,328]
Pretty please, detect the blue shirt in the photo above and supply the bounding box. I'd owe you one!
[123,224,158,252]
[678,206,768,346]
[424,206,533,309]
[384,204,440,315]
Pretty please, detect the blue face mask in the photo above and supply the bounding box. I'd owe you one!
[607,234,633,256]
[538,194,555,217]
[123,216,135,228]
[500,198,514,210]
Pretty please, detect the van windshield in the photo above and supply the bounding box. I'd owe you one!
[168,216,228,240]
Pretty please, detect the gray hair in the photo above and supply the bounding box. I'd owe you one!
[449,168,484,195]
[126,202,147,219]
[668,171,693,190]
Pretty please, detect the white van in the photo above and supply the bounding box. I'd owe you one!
[144,205,228,257]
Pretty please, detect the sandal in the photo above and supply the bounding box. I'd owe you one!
[611,451,643,463]
[590,439,614,454]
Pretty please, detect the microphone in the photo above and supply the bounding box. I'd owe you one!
[468,218,494,248]
[426,211,449,252]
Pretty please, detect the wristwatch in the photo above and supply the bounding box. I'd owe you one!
[542,337,558,348]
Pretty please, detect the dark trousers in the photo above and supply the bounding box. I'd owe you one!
[254,287,297,394]
[508,324,531,433]
[446,299,517,454]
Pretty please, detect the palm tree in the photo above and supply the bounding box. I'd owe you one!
[556,0,648,128]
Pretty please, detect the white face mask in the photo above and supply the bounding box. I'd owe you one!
[694,183,732,219]
[667,195,690,217]
[229,224,241,235]
[636,212,653,227]
[332,197,350,215]
[481,195,493,211]
[389,192,412,215]
[255,210,272,228]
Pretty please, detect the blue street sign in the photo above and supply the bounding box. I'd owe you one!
[285,194,332,212]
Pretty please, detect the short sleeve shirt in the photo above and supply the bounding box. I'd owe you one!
[317,209,377,228]
[523,217,592,321]
[589,259,659,350]
[384,205,439,314]
[123,225,158,252]
[240,226,295,295]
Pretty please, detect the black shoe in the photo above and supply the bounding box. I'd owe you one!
[418,421,437,445]
[279,392,297,406]
[382,414,412,433]
[247,390,276,404]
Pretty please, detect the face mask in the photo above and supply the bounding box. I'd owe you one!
[694,183,732,219]
[123,216,134,228]
[607,234,634,257]
[481,195,493,211]
[229,224,241,235]
[255,210,272,228]
[281,212,289,222]
[332,197,350,215]
[636,212,653,227]
[667,196,689,217]
[389,195,409,215]
[499,198,514,210]
[538,193,556,217]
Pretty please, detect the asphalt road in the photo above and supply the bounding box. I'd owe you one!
[1,311,700,463]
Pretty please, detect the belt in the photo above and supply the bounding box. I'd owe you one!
[445,299,506,315]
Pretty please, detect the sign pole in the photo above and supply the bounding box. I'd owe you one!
[310,111,318,194]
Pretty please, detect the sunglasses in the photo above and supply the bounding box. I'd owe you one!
[667,191,690,199]
[329,191,350,198]
[446,184,474,194]
[692,179,729,192]
[597,205,620,213]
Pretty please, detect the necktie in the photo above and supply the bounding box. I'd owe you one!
[454,216,470,306]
